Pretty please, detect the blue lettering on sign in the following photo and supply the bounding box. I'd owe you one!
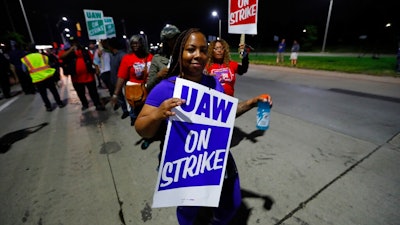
[180,85,233,123]
[158,122,230,190]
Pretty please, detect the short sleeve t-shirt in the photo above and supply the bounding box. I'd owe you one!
[146,75,224,108]
[58,49,95,83]
[117,53,153,84]
[206,61,239,96]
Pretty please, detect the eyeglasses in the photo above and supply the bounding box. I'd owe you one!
[213,47,225,51]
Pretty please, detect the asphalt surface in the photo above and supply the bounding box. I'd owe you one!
[0,65,399,225]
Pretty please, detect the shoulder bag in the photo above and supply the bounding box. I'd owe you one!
[125,56,149,108]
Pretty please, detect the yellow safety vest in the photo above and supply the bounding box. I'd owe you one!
[21,53,56,83]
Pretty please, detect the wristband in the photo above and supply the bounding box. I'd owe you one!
[112,94,118,98]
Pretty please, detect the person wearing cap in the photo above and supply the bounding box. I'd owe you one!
[139,24,181,150]
[21,44,65,111]
[111,34,153,126]
[205,39,249,97]
[146,24,181,92]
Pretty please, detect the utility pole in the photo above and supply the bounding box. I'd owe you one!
[322,0,333,53]
[19,0,34,43]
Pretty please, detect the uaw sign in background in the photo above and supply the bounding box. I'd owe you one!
[152,78,238,208]
[228,0,258,35]
[83,10,116,40]
[83,9,107,40]
[104,17,116,38]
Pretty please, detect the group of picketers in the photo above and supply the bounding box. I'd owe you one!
[1,24,273,225]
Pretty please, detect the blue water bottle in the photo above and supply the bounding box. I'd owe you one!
[256,94,270,130]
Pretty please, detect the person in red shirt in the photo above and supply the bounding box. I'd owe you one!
[59,39,105,111]
[111,34,153,126]
[205,39,249,97]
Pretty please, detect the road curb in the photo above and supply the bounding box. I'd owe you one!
[251,64,400,84]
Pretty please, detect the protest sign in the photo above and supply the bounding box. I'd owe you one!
[152,78,238,208]
[104,17,116,38]
[83,9,107,40]
[228,0,258,35]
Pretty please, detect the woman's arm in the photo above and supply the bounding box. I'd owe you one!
[237,53,249,75]
[110,77,126,105]
[236,94,272,118]
[59,46,76,60]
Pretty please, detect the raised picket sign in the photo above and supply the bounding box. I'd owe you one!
[228,0,258,35]
[83,9,107,40]
[104,17,116,38]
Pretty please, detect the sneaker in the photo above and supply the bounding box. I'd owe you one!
[81,106,89,111]
[113,103,120,111]
[141,139,152,150]
[121,112,129,119]
[95,105,106,111]
[58,103,65,108]
[46,107,53,112]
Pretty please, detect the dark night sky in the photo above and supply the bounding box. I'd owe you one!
[1,0,399,51]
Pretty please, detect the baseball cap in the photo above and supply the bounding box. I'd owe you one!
[160,24,181,42]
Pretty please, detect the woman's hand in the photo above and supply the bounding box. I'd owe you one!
[135,98,186,139]
[110,94,118,106]
[256,94,273,108]
[157,98,186,119]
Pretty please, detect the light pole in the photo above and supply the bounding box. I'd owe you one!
[56,17,68,45]
[322,0,333,53]
[212,11,221,39]
[19,0,34,43]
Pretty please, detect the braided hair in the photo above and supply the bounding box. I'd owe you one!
[167,28,202,78]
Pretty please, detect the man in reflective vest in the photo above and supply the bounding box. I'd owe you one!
[21,44,65,111]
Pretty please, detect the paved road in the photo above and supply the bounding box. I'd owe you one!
[0,65,399,225]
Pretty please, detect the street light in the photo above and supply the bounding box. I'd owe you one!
[19,0,34,43]
[139,31,149,52]
[322,0,333,53]
[56,17,68,45]
[212,11,221,39]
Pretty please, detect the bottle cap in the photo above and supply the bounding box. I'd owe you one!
[260,94,269,100]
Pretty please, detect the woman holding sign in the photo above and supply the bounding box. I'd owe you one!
[205,39,249,97]
[135,28,272,225]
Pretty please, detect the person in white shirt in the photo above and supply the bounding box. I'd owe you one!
[93,39,112,96]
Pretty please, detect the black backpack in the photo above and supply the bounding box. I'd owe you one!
[61,49,77,76]
[61,49,95,76]
[81,49,96,74]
